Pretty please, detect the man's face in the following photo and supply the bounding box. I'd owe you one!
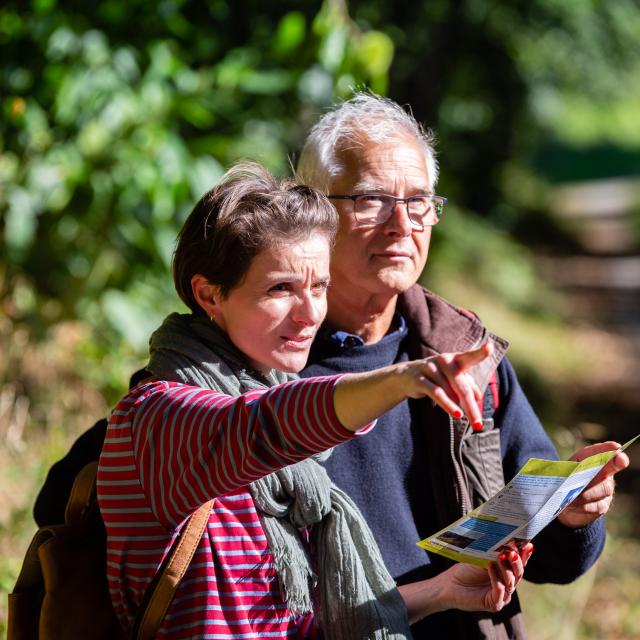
[328,134,433,301]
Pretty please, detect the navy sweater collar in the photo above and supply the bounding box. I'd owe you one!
[318,314,408,351]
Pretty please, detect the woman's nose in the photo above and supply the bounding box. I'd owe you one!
[292,293,324,326]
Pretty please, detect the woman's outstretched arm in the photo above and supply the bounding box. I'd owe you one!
[333,342,492,432]
[119,343,492,527]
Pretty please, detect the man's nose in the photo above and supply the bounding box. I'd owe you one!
[383,200,413,236]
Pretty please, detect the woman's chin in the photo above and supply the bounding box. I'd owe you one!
[270,351,310,374]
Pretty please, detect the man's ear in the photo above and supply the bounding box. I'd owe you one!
[191,274,221,319]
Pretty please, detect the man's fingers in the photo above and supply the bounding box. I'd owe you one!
[603,451,630,475]
[578,497,612,516]
[585,472,616,495]
[579,475,615,502]
[569,441,621,462]
[575,447,629,488]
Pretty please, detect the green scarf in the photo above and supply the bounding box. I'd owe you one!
[147,312,412,640]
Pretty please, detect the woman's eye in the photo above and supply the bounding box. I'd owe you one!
[269,283,289,293]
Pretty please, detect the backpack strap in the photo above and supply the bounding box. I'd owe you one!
[133,499,214,640]
[65,461,99,525]
[72,461,213,639]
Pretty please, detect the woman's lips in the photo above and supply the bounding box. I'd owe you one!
[281,334,314,349]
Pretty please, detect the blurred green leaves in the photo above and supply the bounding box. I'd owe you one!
[429,205,548,315]
[2,0,639,383]
[1,1,393,353]
[508,0,640,147]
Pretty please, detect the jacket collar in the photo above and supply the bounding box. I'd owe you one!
[398,284,509,394]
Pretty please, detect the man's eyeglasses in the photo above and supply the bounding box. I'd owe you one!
[327,193,447,231]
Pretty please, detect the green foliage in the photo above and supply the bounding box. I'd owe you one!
[349,0,640,231]
[4,0,638,358]
[1,0,392,356]
[512,0,640,147]
[429,206,546,314]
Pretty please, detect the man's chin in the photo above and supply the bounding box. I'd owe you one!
[374,269,418,295]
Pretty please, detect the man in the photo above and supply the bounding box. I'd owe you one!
[297,93,629,639]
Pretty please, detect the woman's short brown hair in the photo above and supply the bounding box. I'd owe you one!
[173,162,338,315]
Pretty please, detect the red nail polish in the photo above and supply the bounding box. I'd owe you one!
[453,409,463,419]
[510,551,518,561]
[498,553,507,562]
[473,421,483,432]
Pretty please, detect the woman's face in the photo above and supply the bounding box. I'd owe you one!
[214,232,331,374]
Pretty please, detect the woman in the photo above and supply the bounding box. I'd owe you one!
[98,163,531,639]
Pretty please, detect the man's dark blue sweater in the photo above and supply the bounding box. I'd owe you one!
[302,314,605,639]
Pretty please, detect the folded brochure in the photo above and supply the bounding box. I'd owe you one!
[417,434,639,568]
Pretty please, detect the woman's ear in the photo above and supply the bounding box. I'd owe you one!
[191,274,221,320]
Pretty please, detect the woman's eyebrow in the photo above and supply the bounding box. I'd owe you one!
[259,271,299,284]
[261,272,331,285]
[263,270,297,278]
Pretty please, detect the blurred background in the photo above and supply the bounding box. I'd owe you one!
[1,1,639,637]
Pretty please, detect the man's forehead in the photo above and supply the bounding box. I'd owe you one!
[333,136,431,191]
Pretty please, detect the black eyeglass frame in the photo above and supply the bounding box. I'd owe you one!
[328,193,447,231]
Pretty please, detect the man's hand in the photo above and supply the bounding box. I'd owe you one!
[557,441,629,529]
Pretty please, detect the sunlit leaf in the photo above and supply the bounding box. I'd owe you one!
[356,31,393,78]
[189,155,225,199]
[5,187,40,252]
[238,69,294,95]
[102,289,159,350]
[319,24,348,72]
[273,12,306,55]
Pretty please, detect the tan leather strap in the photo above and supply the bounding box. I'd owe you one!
[65,461,99,525]
[134,500,214,640]
[66,463,212,638]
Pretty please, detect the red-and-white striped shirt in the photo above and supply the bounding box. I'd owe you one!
[97,376,371,639]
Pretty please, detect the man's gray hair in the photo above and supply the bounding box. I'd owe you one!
[297,92,439,193]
